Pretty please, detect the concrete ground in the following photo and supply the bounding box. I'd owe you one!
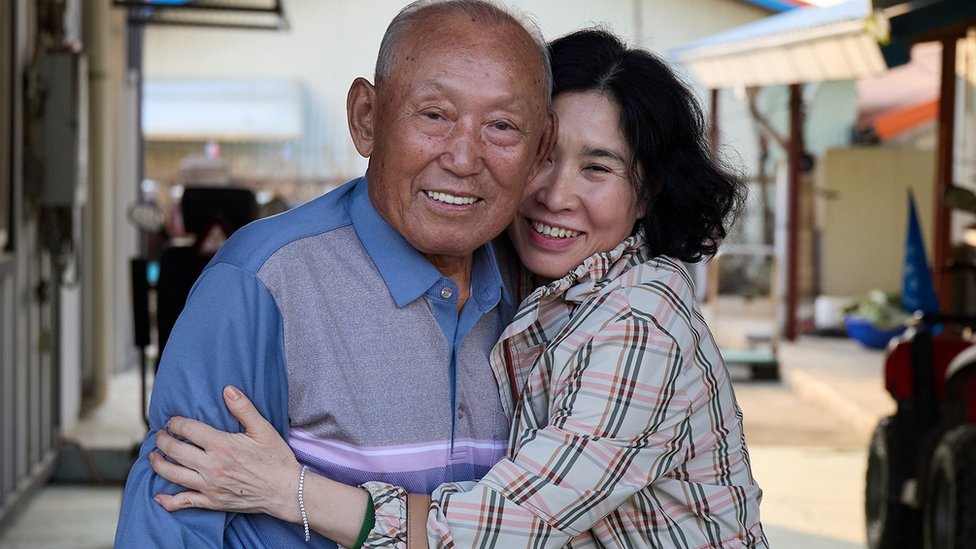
[753,446,868,549]
[707,298,892,548]
[0,302,895,548]
[0,486,121,549]
[724,332,888,549]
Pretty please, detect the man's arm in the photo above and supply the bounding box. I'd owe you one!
[115,262,289,548]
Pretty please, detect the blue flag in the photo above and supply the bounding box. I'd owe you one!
[902,191,940,315]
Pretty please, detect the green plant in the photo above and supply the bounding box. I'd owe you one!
[844,289,910,329]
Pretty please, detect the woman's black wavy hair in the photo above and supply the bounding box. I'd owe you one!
[548,29,745,262]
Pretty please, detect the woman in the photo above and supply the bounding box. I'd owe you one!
[151,29,766,548]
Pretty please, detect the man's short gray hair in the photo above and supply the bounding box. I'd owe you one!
[374,0,552,107]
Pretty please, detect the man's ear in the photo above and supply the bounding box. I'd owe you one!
[527,110,557,182]
[347,77,377,158]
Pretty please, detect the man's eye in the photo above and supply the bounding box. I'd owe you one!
[491,121,515,131]
[585,165,611,173]
[423,112,444,121]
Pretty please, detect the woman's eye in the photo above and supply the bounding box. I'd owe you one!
[585,165,612,174]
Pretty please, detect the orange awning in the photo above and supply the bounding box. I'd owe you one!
[871,98,938,140]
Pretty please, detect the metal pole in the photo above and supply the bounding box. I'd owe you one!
[786,84,803,341]
[934,37,957,312]
[705,88,720,304]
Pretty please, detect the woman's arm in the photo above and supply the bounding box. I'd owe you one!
[381,312,695,546]
[152,385,369,548]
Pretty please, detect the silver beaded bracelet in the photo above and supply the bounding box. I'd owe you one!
[298,464,310,542]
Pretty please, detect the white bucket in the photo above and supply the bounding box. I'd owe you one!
[814,295,853,330]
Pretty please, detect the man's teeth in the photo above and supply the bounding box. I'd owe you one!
[425,191,478,205]
[532,221,581,239]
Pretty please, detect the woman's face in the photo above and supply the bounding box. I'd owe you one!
[508,91,644,281]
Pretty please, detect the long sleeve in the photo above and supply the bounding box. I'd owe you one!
[115,262,289,548]
[363,308,695,548]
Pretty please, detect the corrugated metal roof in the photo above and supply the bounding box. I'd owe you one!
[736,0,815,13]
[674,0,887,88]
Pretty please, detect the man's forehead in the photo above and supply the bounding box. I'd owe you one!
[402,12,534,64]
[391,22,542,88]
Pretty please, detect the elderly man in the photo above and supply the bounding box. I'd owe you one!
[114,1,553,546]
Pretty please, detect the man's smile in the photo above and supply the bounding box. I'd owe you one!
[423,190,481,206]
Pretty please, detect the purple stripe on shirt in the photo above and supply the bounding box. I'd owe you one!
[292,446,497,495]
[289,428,507,473]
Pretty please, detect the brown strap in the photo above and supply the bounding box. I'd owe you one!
[406,493,431,549]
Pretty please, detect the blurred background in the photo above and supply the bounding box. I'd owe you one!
[2,0,976,547]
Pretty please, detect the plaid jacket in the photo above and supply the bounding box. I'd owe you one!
[364,234,767,548]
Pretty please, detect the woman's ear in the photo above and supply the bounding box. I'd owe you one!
[527,110,558,182]
[347,77,377,158]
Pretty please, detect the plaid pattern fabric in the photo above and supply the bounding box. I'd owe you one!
[364,234,767,548]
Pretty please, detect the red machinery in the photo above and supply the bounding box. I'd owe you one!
[866,314,976,549]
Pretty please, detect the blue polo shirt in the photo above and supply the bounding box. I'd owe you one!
[116,177,514,548]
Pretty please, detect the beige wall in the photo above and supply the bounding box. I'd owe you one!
[820,147,936,297]
[142,0,768,187]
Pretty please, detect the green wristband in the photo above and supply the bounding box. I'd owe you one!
[352,494,375,549]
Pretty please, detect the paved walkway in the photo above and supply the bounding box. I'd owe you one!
[779,335,894,440]
[0,485,120,548]
[753,446,868,548]
[702,297,894,441]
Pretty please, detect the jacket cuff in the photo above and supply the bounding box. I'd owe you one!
[359,482,407,548]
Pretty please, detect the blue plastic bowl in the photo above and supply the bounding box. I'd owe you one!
[844,316,906,350]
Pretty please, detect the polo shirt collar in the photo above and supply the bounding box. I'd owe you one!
[350,177,510,311]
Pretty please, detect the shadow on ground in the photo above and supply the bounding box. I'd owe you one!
[765,524,866,549]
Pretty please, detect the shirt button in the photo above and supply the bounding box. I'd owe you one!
[457,405,466,419]
[441,286,453,299]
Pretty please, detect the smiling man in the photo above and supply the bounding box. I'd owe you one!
[115,1,554,546]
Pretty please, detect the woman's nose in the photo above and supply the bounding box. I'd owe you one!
[535,168,579,212]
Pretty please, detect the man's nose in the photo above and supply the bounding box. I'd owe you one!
[440,119,484,176]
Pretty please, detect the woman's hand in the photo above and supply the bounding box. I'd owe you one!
[150,385,302,523]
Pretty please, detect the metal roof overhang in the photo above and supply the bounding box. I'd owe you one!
[674,0,887,88]
[113,0,288,31]
[874,0,976,66]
